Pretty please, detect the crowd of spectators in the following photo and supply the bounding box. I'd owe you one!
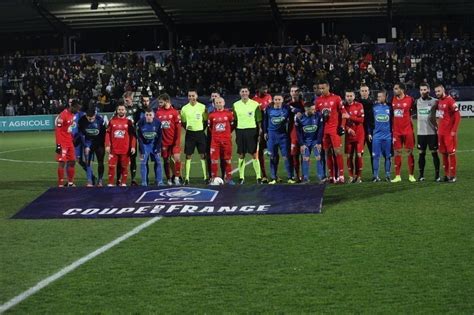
[1,37,473,116]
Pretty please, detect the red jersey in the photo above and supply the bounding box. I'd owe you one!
[315,93,346,134]
[436,95,461,135]
[208,110,234,141]
[105,116,136,155]
[253,93,273,111]
[391,95,414,135]
[55,109,75,146]
[156,106,181,146]
[344,101,365,141]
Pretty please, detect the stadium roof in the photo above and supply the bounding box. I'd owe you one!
[1,0,472,33]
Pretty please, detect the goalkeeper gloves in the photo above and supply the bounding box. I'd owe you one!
[337,126,345,136]
[55,144,62,154]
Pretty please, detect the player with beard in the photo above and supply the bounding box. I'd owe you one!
[252,83,272,183]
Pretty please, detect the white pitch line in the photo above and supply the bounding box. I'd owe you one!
[0,159,252,312]
[0,146,51,155]
[0,216,162,314]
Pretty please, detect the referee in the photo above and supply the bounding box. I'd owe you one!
[416,83,440,182]
[181,89,208,185]
[233,86,262,184]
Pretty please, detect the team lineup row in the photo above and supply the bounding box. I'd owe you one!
[54,80,461,187]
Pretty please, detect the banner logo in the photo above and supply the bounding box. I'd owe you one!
[136,188,219,203]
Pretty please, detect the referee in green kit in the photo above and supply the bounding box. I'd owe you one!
[181,89,208,185]
[233,86,262,184]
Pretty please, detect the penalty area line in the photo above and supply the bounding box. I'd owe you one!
[0,216,162,313]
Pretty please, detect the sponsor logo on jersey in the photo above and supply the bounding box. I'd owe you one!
[85,128,100,136]
[375,114,390,122]
[143,131,157,140]
[136,188,218,203]
[271,116,285,125]
[394,109,404,117]
[114,130,125,138]
[161,121,171,129]
[303,125,318,133]
[215,123,226,131]
[418,108,430,115]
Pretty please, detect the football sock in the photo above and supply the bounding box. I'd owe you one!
[238,158,246,179]
[395,155,402,176]
[185,159,191,181]
[418,151,426,177]
[449,154,457,177]
[201,159,208,180]
[432,152,440,178]
[252,158,261,179]
[408,153,415,175]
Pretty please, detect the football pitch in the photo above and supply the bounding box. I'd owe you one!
[1,120,473,313]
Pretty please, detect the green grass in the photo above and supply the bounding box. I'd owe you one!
[1,120,474,313]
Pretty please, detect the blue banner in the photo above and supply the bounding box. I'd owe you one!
[12,185,325,219]
[0,115,55,132]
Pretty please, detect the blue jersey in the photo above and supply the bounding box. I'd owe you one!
[370,103,392,140]
[137,118,162,153]
[78,114,106,148]
[263,105,290,134]
[295,112,324,145]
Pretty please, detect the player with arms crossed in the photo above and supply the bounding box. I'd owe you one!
[368,90,393,182]
[105,101,137,186]
[137,108,163,186]
[156,93,182,186]
[432,84,461,183]
[263,94,295,184]
[315,80,348,184]
[295,102,324,184]
[55,99,81,187]
[181,89,208,185]
[207,97,235,185]
[416,83,441,182]
[391,83,416,182]
[252,83,272,183]
[343,90,365,183]
[78,106,107,187]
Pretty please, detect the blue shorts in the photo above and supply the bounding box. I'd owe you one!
[267,132,289,157]
[372,138,392,158]
[302,142,321,158]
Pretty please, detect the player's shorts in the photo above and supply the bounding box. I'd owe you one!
[322,133,342,151]
[108,153,130,167]
[438,134,457,154]
[417,134,438,151]
[345,139,364,154]
[161,143,181,159]
[267,132,289,157]
[372,138,392,158]
[184,130,206,155]
[210,138,232,161]
[393,133,415,150]
[302,142,321,159]
[56,145,75,162]
[236,128,258,155]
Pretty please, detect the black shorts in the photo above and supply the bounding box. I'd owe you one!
[185,130,207,155]
[417,134,438,151]
[236,128,258,155]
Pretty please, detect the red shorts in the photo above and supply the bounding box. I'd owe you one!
[322,133,342,150]
[438,134,457,154]
[393,133,415,150]
[210,138,232,160]
[56,145,75,162]
[108,153,130,167]
[161,144,181,159]
[345,139,365,154]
